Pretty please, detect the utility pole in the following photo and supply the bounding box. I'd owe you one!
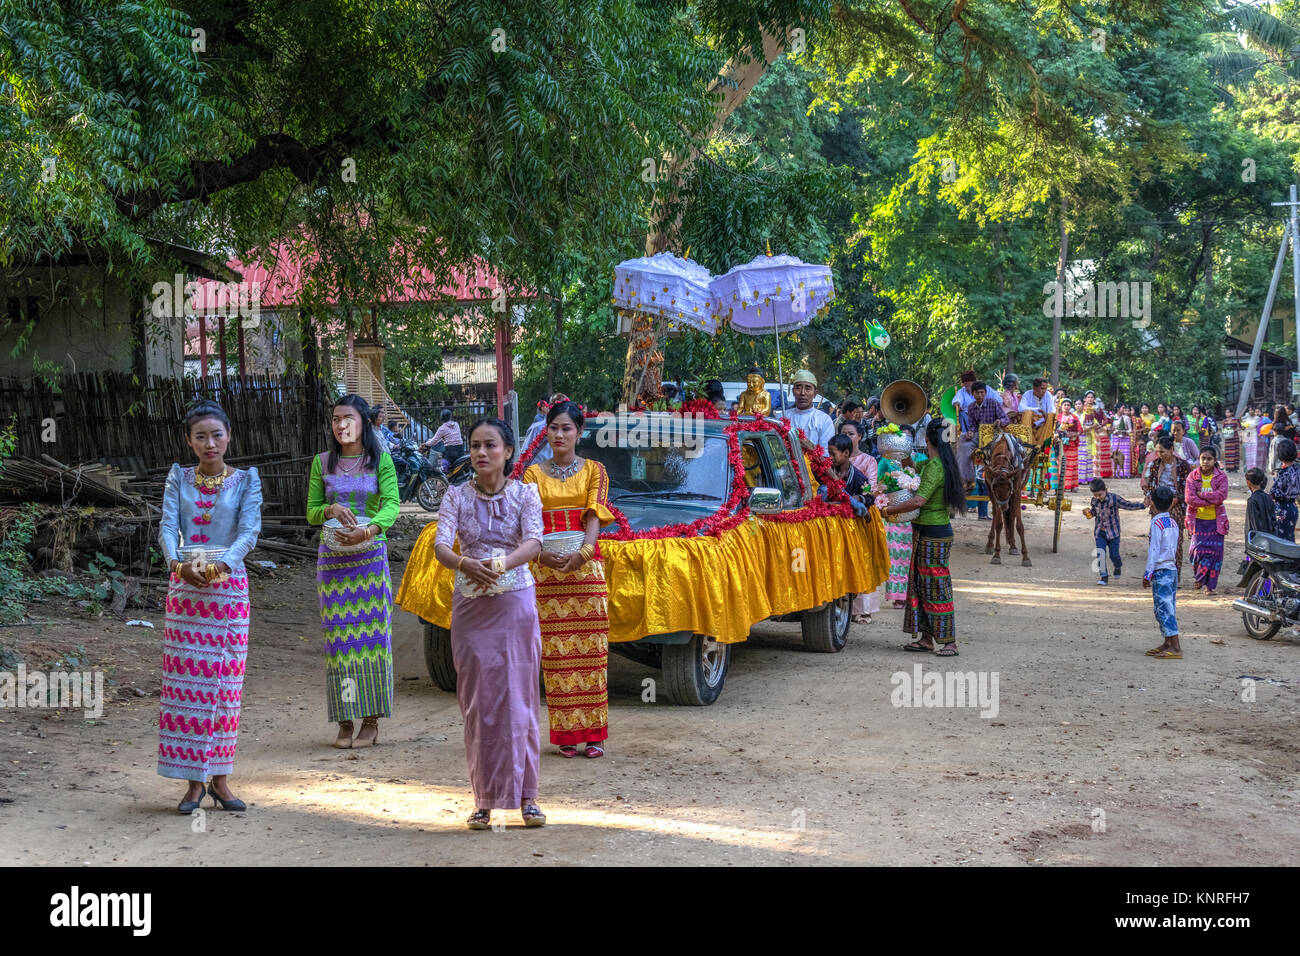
[1051,193,1068,388]
[1235,185,1300,419]
[1290,183,1300,378]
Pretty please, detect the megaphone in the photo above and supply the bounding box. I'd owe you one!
[880,379,928,426]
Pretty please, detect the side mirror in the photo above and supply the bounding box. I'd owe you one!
[748,487,783,515]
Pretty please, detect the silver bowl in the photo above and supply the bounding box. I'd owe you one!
[886,488,921,522]
[542,531,586,556]
[877,431,913,461]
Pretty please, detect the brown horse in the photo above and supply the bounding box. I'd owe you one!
[979,430,1031,566]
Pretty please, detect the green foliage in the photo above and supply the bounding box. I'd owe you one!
[85,552,126,606]
[0,505,80,624]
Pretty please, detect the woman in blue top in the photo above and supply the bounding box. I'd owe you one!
[158,401,263,813]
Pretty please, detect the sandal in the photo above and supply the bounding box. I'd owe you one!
[934,645,959,657]
[1150,650,1183,660]
[333,721,354,749]
[903,640,932,652]
[558,745,578,758]
[1145,646,1166,656]
[583,744,604,759]
[353,716,380,749]
[521,804,547,827]
[467,808,492,830]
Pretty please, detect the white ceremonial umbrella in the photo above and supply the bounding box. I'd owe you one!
[612,250,721,335]
[709,251,835,407]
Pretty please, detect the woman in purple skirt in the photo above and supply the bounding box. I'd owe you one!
[432,419,545,829]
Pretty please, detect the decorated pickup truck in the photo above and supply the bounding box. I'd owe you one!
[394,411,889,705]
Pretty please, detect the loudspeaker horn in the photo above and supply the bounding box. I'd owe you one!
[880,379,928,426]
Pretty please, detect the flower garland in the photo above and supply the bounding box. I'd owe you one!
[511,426,551,479]
[678,397,721,420]
[506,402,854,539]
[599,413,852,540]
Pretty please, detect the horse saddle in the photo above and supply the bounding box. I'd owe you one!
[978,430,1028,473]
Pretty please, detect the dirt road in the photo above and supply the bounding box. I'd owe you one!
[3,476,1298,865]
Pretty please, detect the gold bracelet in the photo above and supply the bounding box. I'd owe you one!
[578,543,595,562]
[457,556,465,572]
[492,556,506,575]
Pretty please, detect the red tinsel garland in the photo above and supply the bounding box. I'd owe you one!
[504,406,853,539]
[678,398,721,420]
[599,413,853,541]
[511,427,550,479]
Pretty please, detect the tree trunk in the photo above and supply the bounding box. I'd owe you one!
[1052,193,1069,387]
[621,29,788,405]
[993,222,1014,376]
[546,294,562,396]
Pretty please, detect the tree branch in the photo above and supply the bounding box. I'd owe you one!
[115,121,396,220]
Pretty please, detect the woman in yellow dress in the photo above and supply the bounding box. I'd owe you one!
[522,401,616,758]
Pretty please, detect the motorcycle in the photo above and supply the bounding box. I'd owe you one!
[421,440,474,492]
[391,438,449,512]
[1233,530,1300,640]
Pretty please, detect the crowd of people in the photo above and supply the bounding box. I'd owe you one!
[154,374,1298,827]
[818,371,1300,668]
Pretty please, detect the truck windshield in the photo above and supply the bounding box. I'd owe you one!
[577,431,729,501]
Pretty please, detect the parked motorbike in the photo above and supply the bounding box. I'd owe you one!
[1233,530,1300,640]
[422,441,473,493]
[391,438,448,512]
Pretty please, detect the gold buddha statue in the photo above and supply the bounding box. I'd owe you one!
[737,368,772,417]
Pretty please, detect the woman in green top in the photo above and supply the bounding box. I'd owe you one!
[307,395,401,748]
[880,418,966,656]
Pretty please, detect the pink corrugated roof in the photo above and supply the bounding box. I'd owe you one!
[191,237,535,311]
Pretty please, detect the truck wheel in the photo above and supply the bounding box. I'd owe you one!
[660,634,730,706]
[801,593,852,653]
[1242,572,1281,641]
[417,475,449,512]
[423,620,458,691]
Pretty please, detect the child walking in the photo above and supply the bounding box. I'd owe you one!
[1143,486,1182,659]
[1082,478,1145,585]
[1246,468,1276,536]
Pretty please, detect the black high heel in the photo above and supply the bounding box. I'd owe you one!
[176,783,206,814]
[207,782,247,812]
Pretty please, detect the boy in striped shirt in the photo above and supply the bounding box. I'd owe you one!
[1143,485,1182,659]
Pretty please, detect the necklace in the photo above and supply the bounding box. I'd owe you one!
[549,457,583,481]
[336,455,366,476]
[472,475,507,497]
[194,467,228,493]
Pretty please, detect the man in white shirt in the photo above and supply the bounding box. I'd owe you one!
[782,369,835,450]
[953,370,977,420]
[1018,376,1057,446]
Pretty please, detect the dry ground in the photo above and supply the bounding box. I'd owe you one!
[2,476,1297,865]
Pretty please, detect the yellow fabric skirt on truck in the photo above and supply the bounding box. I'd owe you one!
[395,512,889,645]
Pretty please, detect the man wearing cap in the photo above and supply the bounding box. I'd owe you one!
[784,369,836,451]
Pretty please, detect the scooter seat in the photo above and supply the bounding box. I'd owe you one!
[1248,530,1300,560]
